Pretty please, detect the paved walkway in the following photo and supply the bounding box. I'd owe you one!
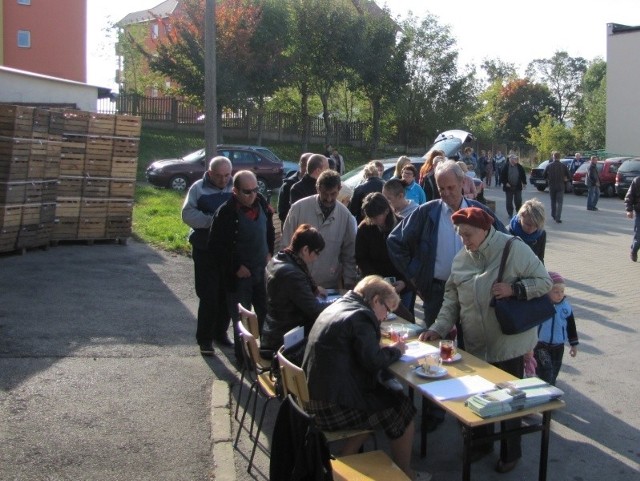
[1,186,638,480]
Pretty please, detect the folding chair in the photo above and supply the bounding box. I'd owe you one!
[235,304,271,421]
[276,347,378,451]
[233,321,279,474]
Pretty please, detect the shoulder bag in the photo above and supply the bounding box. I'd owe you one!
[491,237,555,335]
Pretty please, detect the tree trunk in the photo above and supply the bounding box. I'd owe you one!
[256,97,265,146]
[370,96,381,158]
[300,82,309,151]
[320,91,331,147]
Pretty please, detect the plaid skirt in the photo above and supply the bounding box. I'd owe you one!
[306,391,416,440]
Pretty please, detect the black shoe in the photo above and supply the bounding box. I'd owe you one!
[631,251,638,262]
[593,207,599,211]
[213,334,234,348]
[495,458,519,473]
[199,343,215,356]
[555,218,562,223]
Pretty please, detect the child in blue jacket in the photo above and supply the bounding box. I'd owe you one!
[534,271,579,385]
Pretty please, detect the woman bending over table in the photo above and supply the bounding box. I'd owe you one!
[420,207,552,474]
[303,275,424,480]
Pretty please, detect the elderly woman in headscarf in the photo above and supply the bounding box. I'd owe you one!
[420,206,552,474]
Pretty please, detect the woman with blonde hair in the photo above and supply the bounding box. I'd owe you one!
[393,156,412,179]
[456,161,478,199]
[507,198,547,262]
[348,161,385,222]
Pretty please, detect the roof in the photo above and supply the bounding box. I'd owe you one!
[0,66,112,97]
[608,23,640,35]
[118,0,179,26]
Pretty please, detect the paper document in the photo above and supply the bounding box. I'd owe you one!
[419,375,495,401]
[400,341,439,361]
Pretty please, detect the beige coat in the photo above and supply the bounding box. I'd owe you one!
[431,229,552,363]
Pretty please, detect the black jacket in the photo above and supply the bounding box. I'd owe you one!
[290,174,318,205]
[207,194,275,290]
[261,251,329,351]
[278,171,301,222]
[348,177,385,223]
[500,163,527,192]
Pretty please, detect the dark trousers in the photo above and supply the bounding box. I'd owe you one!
[534,342,564,386]
[226,268,267,362]
[192,247,229,346]
[549,186,565,221]
[633,214,640,255]
[473,356,524,463]
[505,189,523,218]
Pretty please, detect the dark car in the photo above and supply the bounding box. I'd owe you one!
[572,157,628,197]
[615,158,640,199]
[145,144,284,195]
[529,159,575,192]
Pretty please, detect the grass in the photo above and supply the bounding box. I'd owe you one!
[133,128,374,255]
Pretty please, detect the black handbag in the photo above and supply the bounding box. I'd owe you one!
[491,237,555,335]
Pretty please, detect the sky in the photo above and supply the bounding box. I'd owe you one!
[86,0,640,89]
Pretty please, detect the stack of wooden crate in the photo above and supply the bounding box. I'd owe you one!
[0,105,140,253]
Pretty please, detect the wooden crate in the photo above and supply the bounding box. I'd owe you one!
[21,204,41,225]
[44,154,61,180]
[55,197,81,218]
[49,110,65,136]
[25,182,43,203]
[107,199,134,217]
[0,182,26,204]
[82,178,110,198]
[80,198,108,218]
[56,177,83,197]
[32,108,50,133]
[105,217,131,238]
[112,138,140,157]
[41,180,58,203]
[0,156,29,182]
[110,179,135,199]
[0,225,18,252]
[114,115,142,138]
[77,218,106,239]
[28,154,46,180]
[62,110,90,135]
[84,158,111,177]
[0,137,31,156]
[0,105,34,137]
[88,113,115,136]
[52,217,78,240]
[0,204,23,228]
[86,137,113,159]
[40,203,56,224]
[59,154,84,176]
[16,224,40,249]
[111,157,137,179]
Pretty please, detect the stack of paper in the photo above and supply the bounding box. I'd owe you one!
[466,377,564,418]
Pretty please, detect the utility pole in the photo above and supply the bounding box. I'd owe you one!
[205,0,217,160]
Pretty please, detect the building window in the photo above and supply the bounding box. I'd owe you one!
[17,0,31,5]
[151,23,159,39]
[17,30,31,48]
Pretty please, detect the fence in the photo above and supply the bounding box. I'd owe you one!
[97,94,368,145]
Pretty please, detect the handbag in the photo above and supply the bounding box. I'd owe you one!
[491,237,555,335]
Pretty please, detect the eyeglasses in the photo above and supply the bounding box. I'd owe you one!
[382,300,393,315]
[241,187,259,195]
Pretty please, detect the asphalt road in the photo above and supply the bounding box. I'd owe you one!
[1,186,639,481]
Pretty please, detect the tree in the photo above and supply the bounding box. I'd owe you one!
[573,58,606,149]
[526,110,574,161]
[526,51,587,122]
[481,58,517,84]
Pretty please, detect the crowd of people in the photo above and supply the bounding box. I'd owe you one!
[177,146,640,480]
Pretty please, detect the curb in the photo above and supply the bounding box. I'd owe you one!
[211,380,236,481]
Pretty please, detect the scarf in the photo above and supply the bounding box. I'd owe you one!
[283,248,319,295]
[509,215,543,243]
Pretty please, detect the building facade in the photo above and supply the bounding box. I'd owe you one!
[1,0,86,83]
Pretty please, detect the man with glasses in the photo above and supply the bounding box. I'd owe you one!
[208,170,275,364]
[282,169,357,290]
[182,156,233,356]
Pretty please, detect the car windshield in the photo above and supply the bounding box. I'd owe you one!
[536,161,549,169]
[182,149,205,162]
[576,162,602,174]
[428,137,463,158]
[619,159,640,172]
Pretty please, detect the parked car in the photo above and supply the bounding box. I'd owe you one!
[615,157,640,199]
[529,158,575,192]
[145,144,284,195]
[572,157,628,197]
[282,160,299,178]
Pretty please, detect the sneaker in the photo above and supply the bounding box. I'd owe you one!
[631,251,638,262]
[199,342,215,356]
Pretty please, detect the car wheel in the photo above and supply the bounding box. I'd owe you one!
[603,184,614,197]
[536,186,546,192]
[169,175,189,191]
[256,177,268,197]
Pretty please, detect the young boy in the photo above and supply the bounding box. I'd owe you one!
[534,272,579,385]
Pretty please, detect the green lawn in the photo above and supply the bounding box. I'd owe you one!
[133,128,373,255]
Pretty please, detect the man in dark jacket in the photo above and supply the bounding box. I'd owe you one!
[181,156,233,355]
[290,154,329,205]
[586,155,601,211]
[277,152,311,224]
[500,153,527,218]
[208,170,275,363]
[624,175,640,262]
[544,151,571,223]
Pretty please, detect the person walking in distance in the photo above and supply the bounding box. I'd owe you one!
[586,155,601,211]
[500,153,527,218]
[624,175,640,262]
[543,151,571,223]
[181,156,233,355]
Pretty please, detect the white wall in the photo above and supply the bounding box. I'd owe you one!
[606,24,640,157]
[0,67,99,112]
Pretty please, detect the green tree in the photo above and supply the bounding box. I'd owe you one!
[526,110,574,161]
[116,22,167,95]
[573,58,606,149]
[481,58,517,84]
[526,51,587,122]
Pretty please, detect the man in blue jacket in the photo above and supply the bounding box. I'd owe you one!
[387,160,505,434]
